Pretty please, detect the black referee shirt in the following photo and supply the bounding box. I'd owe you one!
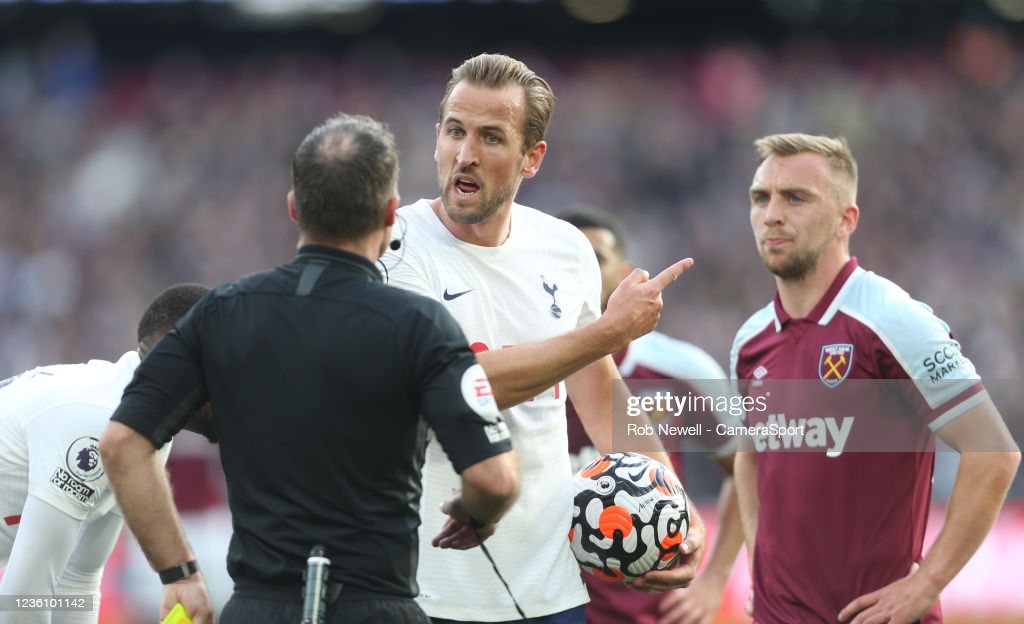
[112,245,511,597]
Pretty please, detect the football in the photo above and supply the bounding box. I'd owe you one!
[569,452,689,582]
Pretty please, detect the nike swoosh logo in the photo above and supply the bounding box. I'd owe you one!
[443,288,474,301]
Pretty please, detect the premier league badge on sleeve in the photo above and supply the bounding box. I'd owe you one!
[49,436,101,504]
[819,344,854,388]
[66,436,104,482]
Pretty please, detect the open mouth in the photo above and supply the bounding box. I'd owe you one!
[454,176,480,195]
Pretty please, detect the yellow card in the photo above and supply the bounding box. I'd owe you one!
[161,603,192,624]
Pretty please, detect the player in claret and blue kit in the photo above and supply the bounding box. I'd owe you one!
[731,133,1020,624]
[559,206,743,624]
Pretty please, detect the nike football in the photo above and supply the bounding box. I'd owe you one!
[569,452,689,582]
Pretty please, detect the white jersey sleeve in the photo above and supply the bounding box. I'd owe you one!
[24,404,114,521]
[53,510,125,624]
[0,495,85,612]
[0,495,117,624]
[572,224,602,330]
[0,350,167,621]
[838,268,983,430]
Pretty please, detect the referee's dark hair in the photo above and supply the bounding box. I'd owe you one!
[137,283,211,357]
[556,205,629,258]
[291,113,399,243]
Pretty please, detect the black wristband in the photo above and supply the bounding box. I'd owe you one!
[158,560,199,584]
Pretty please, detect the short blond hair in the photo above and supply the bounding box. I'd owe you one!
[439,53,554,153]
[755,133,858,205]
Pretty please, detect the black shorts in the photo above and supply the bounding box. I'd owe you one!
[222,582,429,624]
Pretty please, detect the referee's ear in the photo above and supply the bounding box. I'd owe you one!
[384,196,399,227]
[287,190,299,224]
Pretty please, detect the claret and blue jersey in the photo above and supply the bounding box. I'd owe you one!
[730,258,986,623]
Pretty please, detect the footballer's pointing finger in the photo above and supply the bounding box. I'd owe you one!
[649,258,695,292]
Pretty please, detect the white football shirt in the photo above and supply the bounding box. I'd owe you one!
[0,351,170,623]
[382,199,600,620]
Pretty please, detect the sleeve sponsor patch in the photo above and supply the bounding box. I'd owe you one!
[50,468,96,504]
[459,363,510,444]
[484,422,511,444]
[921,343,972,382]
[460,364,501,422]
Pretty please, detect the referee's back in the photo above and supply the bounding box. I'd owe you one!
[199,248,462,593]
[103,114,518,624]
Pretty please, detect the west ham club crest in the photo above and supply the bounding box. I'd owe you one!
[819,344,853,387]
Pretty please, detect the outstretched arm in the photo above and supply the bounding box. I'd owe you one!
[839,399,1020,624]
[479,259,693,408]
[99,421,215,624]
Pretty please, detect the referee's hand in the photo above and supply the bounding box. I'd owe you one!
[431,490,497,550]
[160,573,215,624]
[432,515,497,550]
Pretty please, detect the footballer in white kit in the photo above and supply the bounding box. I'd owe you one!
[382,199,600,621]
[0,353,169,623]
[0,282,211,624]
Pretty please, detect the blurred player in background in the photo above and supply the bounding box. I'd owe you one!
[731,133,1020,623]
[100,113,520,624]
[558,206,743,624]
[381,52,703,624]
[0,283,213,624]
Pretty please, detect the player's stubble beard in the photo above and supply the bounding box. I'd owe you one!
[761,236,830,282]
[439,167,521,226]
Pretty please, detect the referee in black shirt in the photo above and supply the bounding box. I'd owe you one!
[100,113,520,624]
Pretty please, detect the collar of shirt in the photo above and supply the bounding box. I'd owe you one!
[296,244,383,282]
[773,257,859,328]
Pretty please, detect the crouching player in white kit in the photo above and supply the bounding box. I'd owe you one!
[0,283,214,623]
